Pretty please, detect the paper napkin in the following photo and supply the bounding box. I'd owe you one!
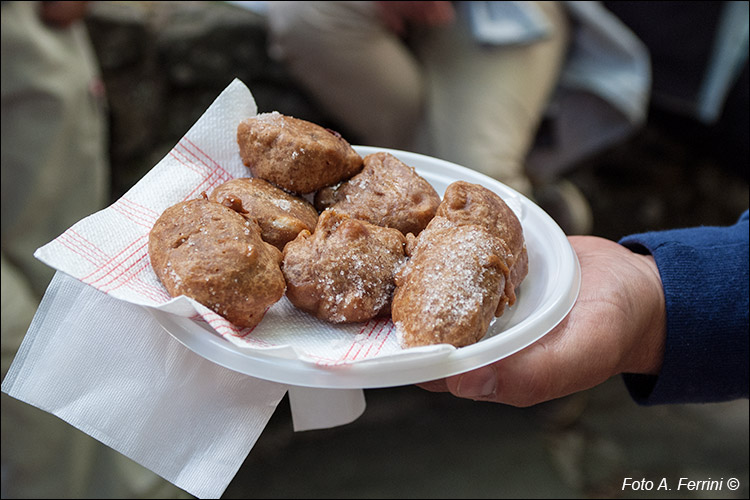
[2,271,366,498]
[32,78,452,366]
[1,79,380,498]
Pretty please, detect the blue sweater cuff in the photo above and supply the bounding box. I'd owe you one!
[618,211,749,405]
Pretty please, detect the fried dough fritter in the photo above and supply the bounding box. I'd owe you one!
[314,152,441,236]
[437,180,528,307]
[210,177,318,251]
[282,209,407,324]
[237,112,363,194]
[392,218,510,348]
[148,197,286,328]
[392,181,528,348]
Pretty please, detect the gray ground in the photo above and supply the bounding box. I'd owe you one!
[223,382,748,499]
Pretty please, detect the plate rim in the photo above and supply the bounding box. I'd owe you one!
[149,146,581,389]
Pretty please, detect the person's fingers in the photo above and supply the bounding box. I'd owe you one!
[444,332,566,406]
[446,363,498,401]
[375,1,455,34]
[416,379,449,392]
[419,1,456,25]
[413,235,666,407]
[443,296,625,406]
[40,1,89,28]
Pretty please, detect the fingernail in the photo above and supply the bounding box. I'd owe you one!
[457,365,497,399]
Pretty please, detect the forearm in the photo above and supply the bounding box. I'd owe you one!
[619,211,750,404]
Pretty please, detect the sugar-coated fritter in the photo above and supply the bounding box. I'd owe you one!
[314,152,441,235]
[392,218,511,348]
[392,181,527,348]
[282,209,407,324]
[210,177,318,251]
[237,112,363,194]
[436,180,528,310]
[148,197,285,328]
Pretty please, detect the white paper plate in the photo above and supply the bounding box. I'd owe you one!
[150,146,580,389]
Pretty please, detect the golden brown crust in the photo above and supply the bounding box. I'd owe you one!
[437,181,524,263]
[392,181,528,348]
[314,152,441,235]
[148,198,285,328]
[436,180,528,306]
[209,177,319,251]
[154,113,530,345]
[282,209,407,324]
[237,112,363,194]
[392,219,510,348]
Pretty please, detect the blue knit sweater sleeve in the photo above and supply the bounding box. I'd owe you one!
[617,211,749,405]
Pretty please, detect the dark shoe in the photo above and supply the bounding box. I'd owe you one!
[533,179,593,235]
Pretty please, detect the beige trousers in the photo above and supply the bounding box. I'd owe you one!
[1,2,188,498]
[267,1,569,195]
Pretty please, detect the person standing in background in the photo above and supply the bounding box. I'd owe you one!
[1,2,189,497]
[265,1,652,235]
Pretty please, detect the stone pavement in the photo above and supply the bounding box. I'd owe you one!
[222,380,748,499]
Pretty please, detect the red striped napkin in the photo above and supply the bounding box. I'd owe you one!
[34,79,448,367]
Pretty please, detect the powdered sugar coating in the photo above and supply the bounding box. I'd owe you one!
[282,209,407,323]
[392,181,528,348]
[393,219,510,347]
